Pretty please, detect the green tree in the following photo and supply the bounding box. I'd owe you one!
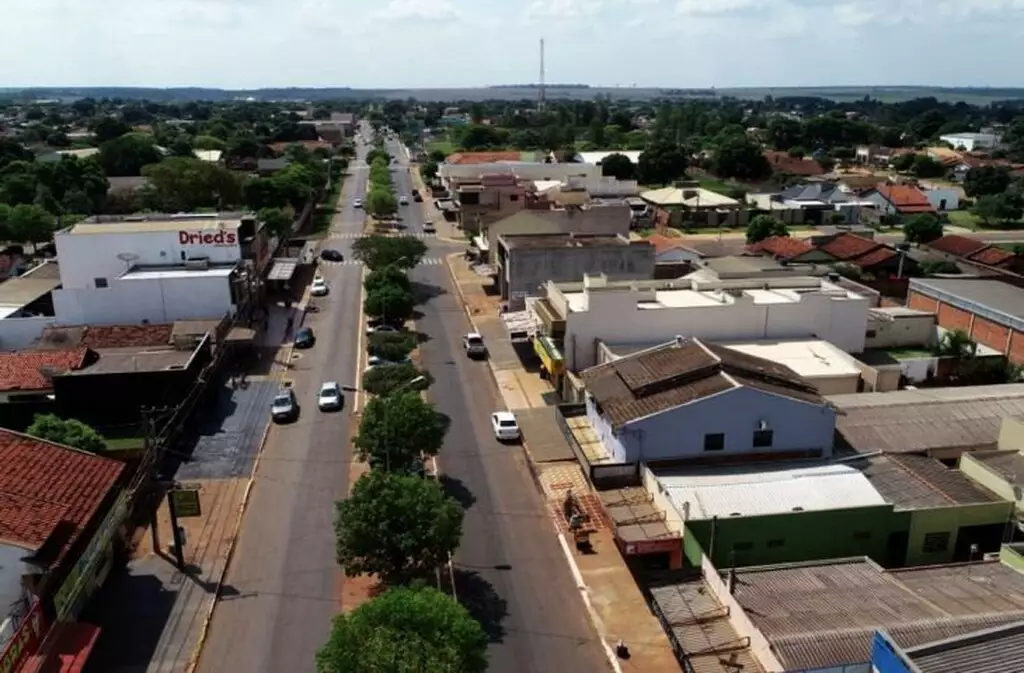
[368,332,416,361]
[712,135,772,181]
[243,177,287,211]
[365,188,398,219]
[420,160,439,182]
[600,153,636,180]
[361,363,434,396]
[9,204,56,248]
[316,585,487,673]
[354,391,448,470]
[364,265,411,294]
[92,117,132,143]
[364,285,415,321]
[352,235,427,270]
[972,193,1024,228]
[27,414,107,453]
[902,213,944,244]
[920,260,961,275]
[98,134,164,177]
[333,471,463,582]
[637,143,688,186]
[746,214,789,243]
[911,155,948,179]
[193,135,228,151]
[963,166,1011,198]
[140,157,242,211]
[258,207,294,238]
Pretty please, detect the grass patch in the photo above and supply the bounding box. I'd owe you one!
[311,177,345,236]
[426,138,457,157]
[946,210,979,230]
[105,436,144,451]
[884,347,934,359]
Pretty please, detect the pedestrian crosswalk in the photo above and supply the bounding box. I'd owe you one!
[328,231,437,240]
[323,257,445,267]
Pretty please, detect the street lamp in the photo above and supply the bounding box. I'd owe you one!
[343,375,427,471]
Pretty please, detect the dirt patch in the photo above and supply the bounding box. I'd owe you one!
[336,422,380,612]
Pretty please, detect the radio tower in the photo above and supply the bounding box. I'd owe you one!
[538,37,546,111]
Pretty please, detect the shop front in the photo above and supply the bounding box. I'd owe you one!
[0,602,48,673]
[533,334,565,390]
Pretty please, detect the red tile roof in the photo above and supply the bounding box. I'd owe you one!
[0,429,124,567]
[968,246,1017,267]
[852,246,898,269]
[764,151,825,177]
[80,324,173,349]
[0,348,89,393]
[874,184,937,214]
[647,233,693,255]
[927,234,989,258]
[818,233,883,261]
[748,235,815,260]
[447,151,522,165]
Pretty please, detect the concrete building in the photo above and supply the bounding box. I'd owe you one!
[641,183,744,229]
[440,156,599,186]
[907,277,1024,363]
[533,270,871,371]
[0,261,62,351]
[939,132,1001,152]
[481,205,632,262]
[450,173,536,233]
[495,233,654,302]
[52,213,262,326]
[872,620,1024,673]
[580,337,835,464]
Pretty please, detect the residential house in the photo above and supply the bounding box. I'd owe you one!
[764,150,826,179]
[640,182,744,229]
[645,234,706,266]
[855,145,898,165]
[495,233,654,302]
[813,232,911,277]
[924,234,1024,273]
[193,149,223,164]
[0,348,92,427]
[0,261,62,351]
[921,185,960,212]
[746,235,831,263]
[860,183,938,218]
[770,182,874,224]
[580,337,835,464]
[939,132,1001,152]
[257,157,290,176]
[453,173,536,233]
[0,429,127,669]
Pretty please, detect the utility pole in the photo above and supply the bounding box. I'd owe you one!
[538,37,546,112]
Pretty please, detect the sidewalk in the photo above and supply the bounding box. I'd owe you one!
[444,254,683,673]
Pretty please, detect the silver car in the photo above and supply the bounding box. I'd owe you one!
[317,382,344,411]
[271,388,298,423]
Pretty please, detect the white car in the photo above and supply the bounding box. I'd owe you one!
[366,323,400,337]
[317,382,344,411]
[366,355,411,372]
[491,411,520,442]
[399,196,409,206]
[423,222,436,233]
[271,388,298,423]
[310,277,329,296]
[353,198,364,208]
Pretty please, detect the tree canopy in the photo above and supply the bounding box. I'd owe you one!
[903,213,945,244]
[364,264,412,294]
[352,235,427,270]
[364,284,415,322]
[972,192,1024,228]
[963,166,1011,198]
[316,585,487,673]
[354,391,449,470]
[367,331,416,361]
[636,143,687,186]
[365,188,398,219]
[361,363,434,396]
[334,471,464,582]
[98,134,164,177]
[141,157,242,211]
[746,214,789,243]
[600,152,636,180]
[27,414,107,453]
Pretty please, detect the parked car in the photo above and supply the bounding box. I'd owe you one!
[317,381,344,411]
[311,277,329,297]
[491,411,520,442]
[462,332,486,358]
[366,322,401,337]
[365,354,412,372]
[294,327,316,349]
[423,222,436,233]
[353,198,363,208]
[271,388,298,423]
[320,248,344,262]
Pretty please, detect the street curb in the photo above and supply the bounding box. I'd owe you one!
[184,418,273,673]
[444,253,623,673]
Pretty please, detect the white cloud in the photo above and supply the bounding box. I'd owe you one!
[675,0,767,16]
[526,0,604,19]
[373,0,459,21]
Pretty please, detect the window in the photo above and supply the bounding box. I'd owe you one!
[94,277,109,288]
[866,330,877,338]
[753,430,774,448]
[460,192,480,205]
[509,194,519,202]
[922,532,950,553]
[703,433,725,452]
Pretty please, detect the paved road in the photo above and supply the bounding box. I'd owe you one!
[389,139,610,673]
[195,126,372,673]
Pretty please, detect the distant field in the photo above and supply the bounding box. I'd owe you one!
[6,85,1024,105]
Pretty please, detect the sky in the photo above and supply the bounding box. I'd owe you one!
[4,0,1024,89]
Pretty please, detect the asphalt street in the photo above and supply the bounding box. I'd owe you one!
[390,140,610,672]
[195,130,371,673]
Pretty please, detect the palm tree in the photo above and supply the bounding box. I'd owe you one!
[936,329,978,380]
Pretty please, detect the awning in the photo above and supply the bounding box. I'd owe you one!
[21,622,101,673]
[472,235,489,252]
[533,335,564,376]
[266,258,299,282]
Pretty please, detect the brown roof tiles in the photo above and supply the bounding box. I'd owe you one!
[874,184,937,214]
[447,151,522,165]
[748,235,815,260]
[0,348,89,392]
[0,429,124,567]
[582,338,822,429]
[764,150,825,177]
[927,234,989,258]
[818,233,883,261]
[967,246,1016,268]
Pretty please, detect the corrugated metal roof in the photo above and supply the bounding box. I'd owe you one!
[266,258,299,281]
[909,621,1024,673]
[658,462,885,519]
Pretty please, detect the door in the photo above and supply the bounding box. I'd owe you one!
[886,530,909,567]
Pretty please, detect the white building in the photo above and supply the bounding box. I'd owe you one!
[53,214,253,326]
[575,150,643,166]
[938,132,1001,152]
[535,271,871,371]
[921,186,960,212]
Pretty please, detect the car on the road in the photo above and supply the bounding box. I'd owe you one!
[462,332,486,358]
[353,198,363,208]
[320,248,344,262]
[491,411,521,442]
[294,326,316,349]
[317,381,344,411]
[423,222,436,234]
[399,196,409,206]
[271,388,299,423]
[310,277,329,297]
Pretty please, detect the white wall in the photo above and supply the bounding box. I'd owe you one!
[54,229,241,289]
[54,274,234,325]
[939,134,999,152]
[924,188,959,212]
[0,316,54,350]
[565,288,870,370]
[442,162,601,184]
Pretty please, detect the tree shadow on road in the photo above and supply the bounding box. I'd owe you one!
[439,474,476,510]
[452,569,508,643]
[411,280,447,304]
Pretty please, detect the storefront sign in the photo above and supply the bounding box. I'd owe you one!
[0,602,48,673]
[53,491,128,621]
[169,489,202,518]
[178,230,238,246]
[622,538,681,556]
